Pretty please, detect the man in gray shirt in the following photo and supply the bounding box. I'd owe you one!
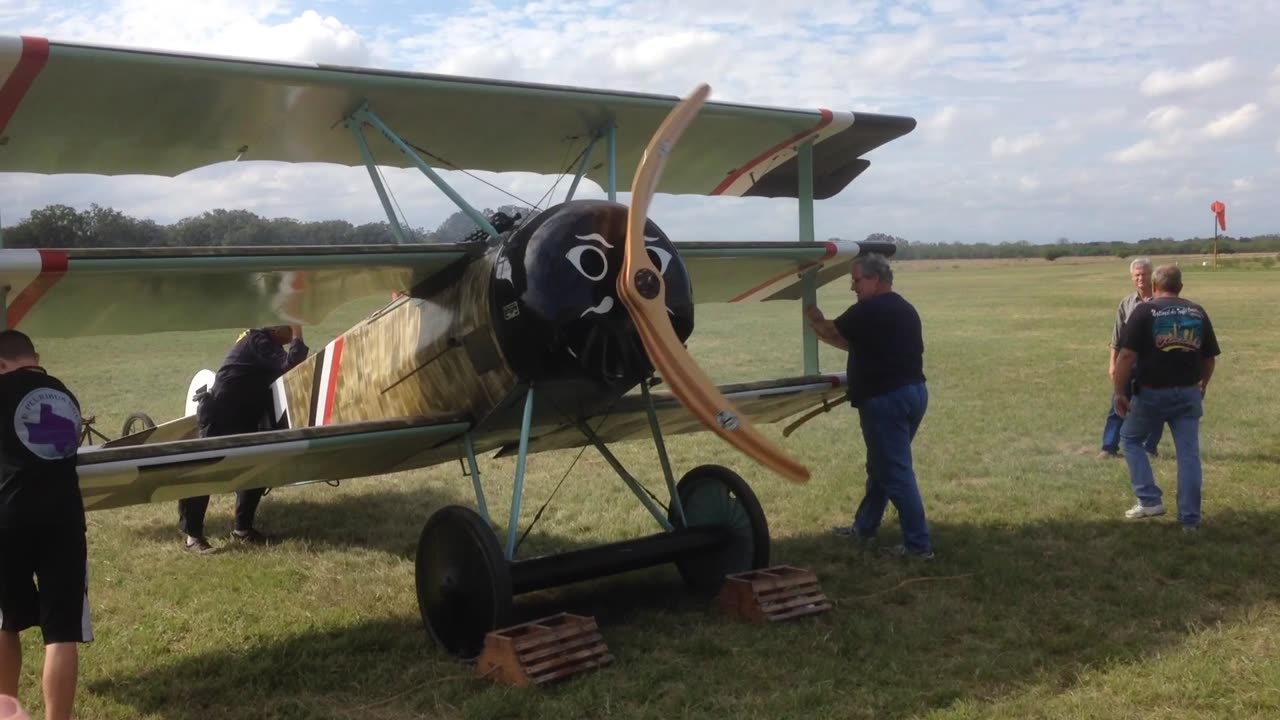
[1100,257,1163,459]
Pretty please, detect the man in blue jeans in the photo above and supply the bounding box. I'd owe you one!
[805,253,932,559]
[1100,257,1163,459]
[1113,265,1220,531]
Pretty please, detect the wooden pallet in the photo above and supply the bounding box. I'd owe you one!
[476,613,613,687]
[718,565,831,623]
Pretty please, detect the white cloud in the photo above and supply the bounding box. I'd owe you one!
[991,132,1044,157]
[1232,177,1254,192]
[1107,138,1177,164]
[1144,106,1185,131]
[1202,103,1261,138]
[8,0,1280,245]
[1140,58,1237,97]
[922,105,958,142]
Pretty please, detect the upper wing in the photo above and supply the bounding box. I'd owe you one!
[77,374,844,512]
[0,36,915,199]
[1,244,472,336]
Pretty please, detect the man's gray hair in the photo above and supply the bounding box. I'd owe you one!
[1129,257,1153,272]
[1153,264,1183,294]
[854,253,893,285]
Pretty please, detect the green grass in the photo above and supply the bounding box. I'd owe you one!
[16,257,1280,719]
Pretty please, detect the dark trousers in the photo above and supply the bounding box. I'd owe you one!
[179,400,269,538]
[178,488,267,538]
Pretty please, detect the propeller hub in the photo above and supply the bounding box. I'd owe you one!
[633,269,661,299]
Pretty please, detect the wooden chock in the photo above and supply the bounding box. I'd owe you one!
[476,613,613,687]
[718,565,831,623]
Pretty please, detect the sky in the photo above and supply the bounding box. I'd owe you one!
[2,0,1278,245]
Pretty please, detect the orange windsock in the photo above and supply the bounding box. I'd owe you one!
[1211,201,1226,231]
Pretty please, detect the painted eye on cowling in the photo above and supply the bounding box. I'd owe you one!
[566,245,608,281]
[646,246,672,274]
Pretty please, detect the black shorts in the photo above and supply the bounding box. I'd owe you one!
[0,527,93,644]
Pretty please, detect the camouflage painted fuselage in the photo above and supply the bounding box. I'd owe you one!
[278,251,516,428]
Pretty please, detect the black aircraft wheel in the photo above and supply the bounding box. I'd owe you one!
[120,412,156,436]
[669,464,770,592]
[415,505,512,659]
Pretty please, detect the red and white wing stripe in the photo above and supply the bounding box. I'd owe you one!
[728,240,860,303]
[710,110,855,197]
[0,35,49,132]
[3,249,68,328]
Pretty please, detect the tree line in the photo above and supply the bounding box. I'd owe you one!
[856,233,1280,261]
[2,204,1278,260]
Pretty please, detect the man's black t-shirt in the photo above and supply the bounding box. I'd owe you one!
[0,368,84,530]
[833,292,926,406]
[1120,296,1221,388]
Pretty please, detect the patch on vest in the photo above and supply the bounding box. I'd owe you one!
[14,388,81,460]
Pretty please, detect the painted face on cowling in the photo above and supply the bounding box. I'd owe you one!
[492,199,694,388]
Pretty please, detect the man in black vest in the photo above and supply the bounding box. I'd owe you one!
[179,325,308,553]
[806,253,933,559]
[0,330,89,720]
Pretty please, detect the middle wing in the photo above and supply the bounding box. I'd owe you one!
[78,374,846,512]
[1,240,890,337]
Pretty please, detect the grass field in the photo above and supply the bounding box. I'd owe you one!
[16,255,1280,719]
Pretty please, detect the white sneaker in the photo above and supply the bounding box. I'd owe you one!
[1125,503,1165,519]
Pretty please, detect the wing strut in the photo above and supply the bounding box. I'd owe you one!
[346,104,500,241]
[564,132,599,202]
[347,119,409,244]
[798,138,821,374]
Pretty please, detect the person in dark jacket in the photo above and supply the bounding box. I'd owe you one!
[179,325,308,553]
[0,330,88,720]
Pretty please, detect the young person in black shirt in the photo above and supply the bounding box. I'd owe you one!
[0,330,88,720]
[1114,265,1220,530]
[805,253,933,559]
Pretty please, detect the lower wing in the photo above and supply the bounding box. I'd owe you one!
[78,374,845,512]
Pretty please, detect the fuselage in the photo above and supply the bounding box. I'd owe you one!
[273,200,695,429]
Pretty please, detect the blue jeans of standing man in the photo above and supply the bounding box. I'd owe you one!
[1103,372,1163,455]
[1121,386,1204,527]
[852,382,931,553]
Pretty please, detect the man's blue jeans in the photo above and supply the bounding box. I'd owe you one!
[1121,386,1204,527]
[1103,378,1163,455]
[852,382,931,553]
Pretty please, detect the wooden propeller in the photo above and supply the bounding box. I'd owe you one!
[615,84,810,484]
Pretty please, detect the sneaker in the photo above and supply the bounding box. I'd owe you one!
[184,535,216,554]
[1181,524,1200,534]
[880,544,935,561]
[1097,449,1121,460]
[831,525,877,547]
[229,528,277,546]
[1124,503,1165,519]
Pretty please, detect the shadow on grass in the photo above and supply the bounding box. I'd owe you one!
[97,508,1280,720]
[126,484,471,558]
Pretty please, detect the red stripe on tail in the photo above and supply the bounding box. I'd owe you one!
[322,336,345,424]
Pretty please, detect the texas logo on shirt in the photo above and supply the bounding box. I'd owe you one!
[14,388,81,460]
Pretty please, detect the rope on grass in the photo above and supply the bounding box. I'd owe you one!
[342,667,496,714]
[847,573,973,601]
